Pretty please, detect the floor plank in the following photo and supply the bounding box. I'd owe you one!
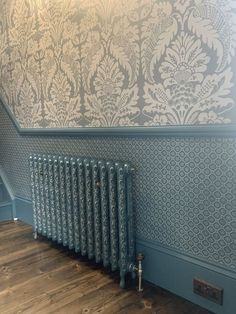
[0,221,213,314]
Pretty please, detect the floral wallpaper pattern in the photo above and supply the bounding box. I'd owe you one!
[0,0,236,128]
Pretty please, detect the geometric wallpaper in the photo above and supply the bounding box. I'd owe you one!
[0,0,236,128]
[0,102,235,273]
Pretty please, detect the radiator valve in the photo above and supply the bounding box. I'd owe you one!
[130,253,145,292]
[137,253,145,292]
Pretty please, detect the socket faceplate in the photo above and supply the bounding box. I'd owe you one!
[193,278,223,305]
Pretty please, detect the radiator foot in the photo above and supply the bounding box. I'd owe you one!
[131,271,136,280]
[33,232,38,240]
[120,275,125,289]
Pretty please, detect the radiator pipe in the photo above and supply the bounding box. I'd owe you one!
[129,253,145,292]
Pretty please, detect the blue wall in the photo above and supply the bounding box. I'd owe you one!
[0,102,235,313]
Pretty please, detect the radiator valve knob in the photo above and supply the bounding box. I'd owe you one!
[137,253,145,262]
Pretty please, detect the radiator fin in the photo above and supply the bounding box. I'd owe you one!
[99,162,110,267]
[92,161,102,263]
[39,158,47,236]
[77,159,87,256]
[108,163,119,271]
[65,158,74,250]
[59,157,68,246]
[71,158,80,253]
[43,156,52,239]
[53,158,62,243]
[48,157,57,241]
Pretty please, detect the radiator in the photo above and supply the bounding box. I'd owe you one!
[29,154,135,288]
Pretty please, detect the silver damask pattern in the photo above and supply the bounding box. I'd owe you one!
[0,0,236,128]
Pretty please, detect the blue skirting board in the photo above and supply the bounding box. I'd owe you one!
[0,201,13,221]
[9,196,236,314]
[14,197,33,225]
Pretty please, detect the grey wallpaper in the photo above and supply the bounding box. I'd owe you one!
[0,0,236,128]
[0,102,235,273]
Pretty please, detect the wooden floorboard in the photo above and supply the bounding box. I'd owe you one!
[0,221,213,314]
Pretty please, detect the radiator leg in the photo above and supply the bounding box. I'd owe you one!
[131,271,136,280]
[120,273,126,289]
[33,231,38,240]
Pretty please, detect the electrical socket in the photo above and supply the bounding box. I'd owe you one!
[193,278,223,305]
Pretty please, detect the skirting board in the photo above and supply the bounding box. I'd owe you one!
[0,202,13,221]
[14,196,236,314]
[14,197,33,225]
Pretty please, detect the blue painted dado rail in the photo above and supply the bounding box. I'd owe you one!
[1,98,236,137]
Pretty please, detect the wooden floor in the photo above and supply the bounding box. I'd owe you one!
[0,221,213,314]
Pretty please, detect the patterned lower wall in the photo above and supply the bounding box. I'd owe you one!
[0,102,235,274]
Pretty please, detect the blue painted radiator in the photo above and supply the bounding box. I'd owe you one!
[29,154,135,287]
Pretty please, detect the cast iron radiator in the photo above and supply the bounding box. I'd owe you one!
[29,154,135,288]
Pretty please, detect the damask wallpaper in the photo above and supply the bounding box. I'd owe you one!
[0,0,236,128]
